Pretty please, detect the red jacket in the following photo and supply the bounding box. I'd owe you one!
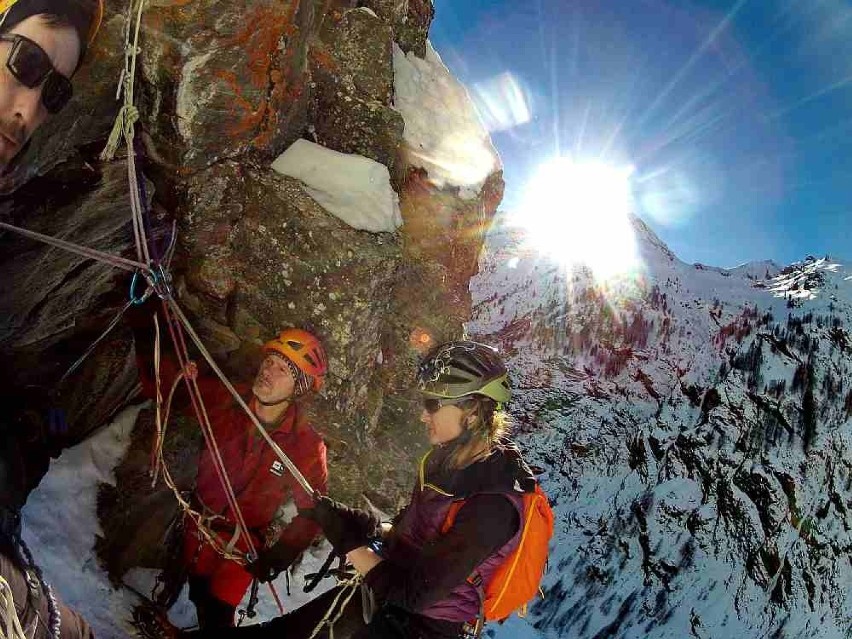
[140,356,327,553]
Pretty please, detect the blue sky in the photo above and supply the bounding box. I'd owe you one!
[430,0,852,268]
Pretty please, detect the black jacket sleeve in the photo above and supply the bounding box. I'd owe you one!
[364,494,520,614]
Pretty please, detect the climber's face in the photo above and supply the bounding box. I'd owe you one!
[0,15,81,170]
[252,353,296,406]
[421,400,467,446]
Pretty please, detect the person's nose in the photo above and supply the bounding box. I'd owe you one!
[14,87,44,139]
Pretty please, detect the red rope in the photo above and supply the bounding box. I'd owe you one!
[159,301,258,560]
[268,582,285,615]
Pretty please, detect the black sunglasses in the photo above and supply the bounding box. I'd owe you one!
[0,33,73,114]
[422,396,472,414]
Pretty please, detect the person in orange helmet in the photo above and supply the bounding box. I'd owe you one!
[135,326,330,631]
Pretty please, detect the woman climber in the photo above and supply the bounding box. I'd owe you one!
[182,340,552,639]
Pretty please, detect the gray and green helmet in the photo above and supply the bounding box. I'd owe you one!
[416,340,511,403]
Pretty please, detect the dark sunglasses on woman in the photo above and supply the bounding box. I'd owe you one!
[0,32,73,113]
[422,396,472,414]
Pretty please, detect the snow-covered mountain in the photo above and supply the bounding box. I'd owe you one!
[471,213,852,639]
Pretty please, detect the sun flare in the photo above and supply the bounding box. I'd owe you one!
[510,157,642,280]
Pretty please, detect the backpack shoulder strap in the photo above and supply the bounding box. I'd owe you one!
[440,498,466,534]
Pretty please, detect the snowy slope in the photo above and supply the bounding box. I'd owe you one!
[470,213,852,639]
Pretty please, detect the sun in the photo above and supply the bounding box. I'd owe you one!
[510,157,642,280]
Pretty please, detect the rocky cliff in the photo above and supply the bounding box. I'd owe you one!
[472,214,852,638]
[0,0,503,583]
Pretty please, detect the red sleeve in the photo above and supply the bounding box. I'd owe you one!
[277,435,328,551]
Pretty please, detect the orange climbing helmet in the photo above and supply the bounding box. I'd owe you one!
[263,328,328,392]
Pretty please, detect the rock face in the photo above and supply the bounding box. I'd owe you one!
[472,216,852,638]
[0,0,502,581]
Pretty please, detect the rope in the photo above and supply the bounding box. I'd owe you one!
[151,340,243,559]
[15,536,61,639]
[101,0,145,163]
[165,304,258,560]
[307,574,364,639]
[167,299,317,497]
[58,297,140,386]
[157,302,257,563]
[127,141,150,265]
[0,221,148,273]
[150,311,286,614]
[0,576,27,639]
[100,0,152,273]
[268,582,285,617]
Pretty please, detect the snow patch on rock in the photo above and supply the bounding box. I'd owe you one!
[392,42,501,199]
[272,139,402,233]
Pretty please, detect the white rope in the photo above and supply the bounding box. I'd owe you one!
[101,0,145,163]
[0,575,27,639]
[0,221,148,273]
[307,574,364,639]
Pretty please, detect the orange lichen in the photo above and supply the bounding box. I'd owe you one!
[310,47,337,72]
[213,68,267,140]
[209,1,307,147]
[221,2,299,88]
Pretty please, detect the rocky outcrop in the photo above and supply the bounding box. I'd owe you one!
[358,0,434,58]
[0,0,502,582]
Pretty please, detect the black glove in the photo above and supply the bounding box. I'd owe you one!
[299,496,379,555]
[247,542,301,583]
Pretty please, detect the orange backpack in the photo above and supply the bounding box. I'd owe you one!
[441,483,554,623]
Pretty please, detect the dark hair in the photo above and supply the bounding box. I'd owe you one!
[37,12,73,28]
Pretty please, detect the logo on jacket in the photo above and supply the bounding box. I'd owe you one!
[270,460,285,477]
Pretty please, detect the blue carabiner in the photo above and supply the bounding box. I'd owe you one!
[129,271,149,305]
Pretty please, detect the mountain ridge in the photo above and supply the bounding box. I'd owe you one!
[471,211,852,639]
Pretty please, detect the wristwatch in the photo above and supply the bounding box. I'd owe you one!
[366,536,386,557]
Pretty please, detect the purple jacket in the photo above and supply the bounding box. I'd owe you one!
[382,443,535,623]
